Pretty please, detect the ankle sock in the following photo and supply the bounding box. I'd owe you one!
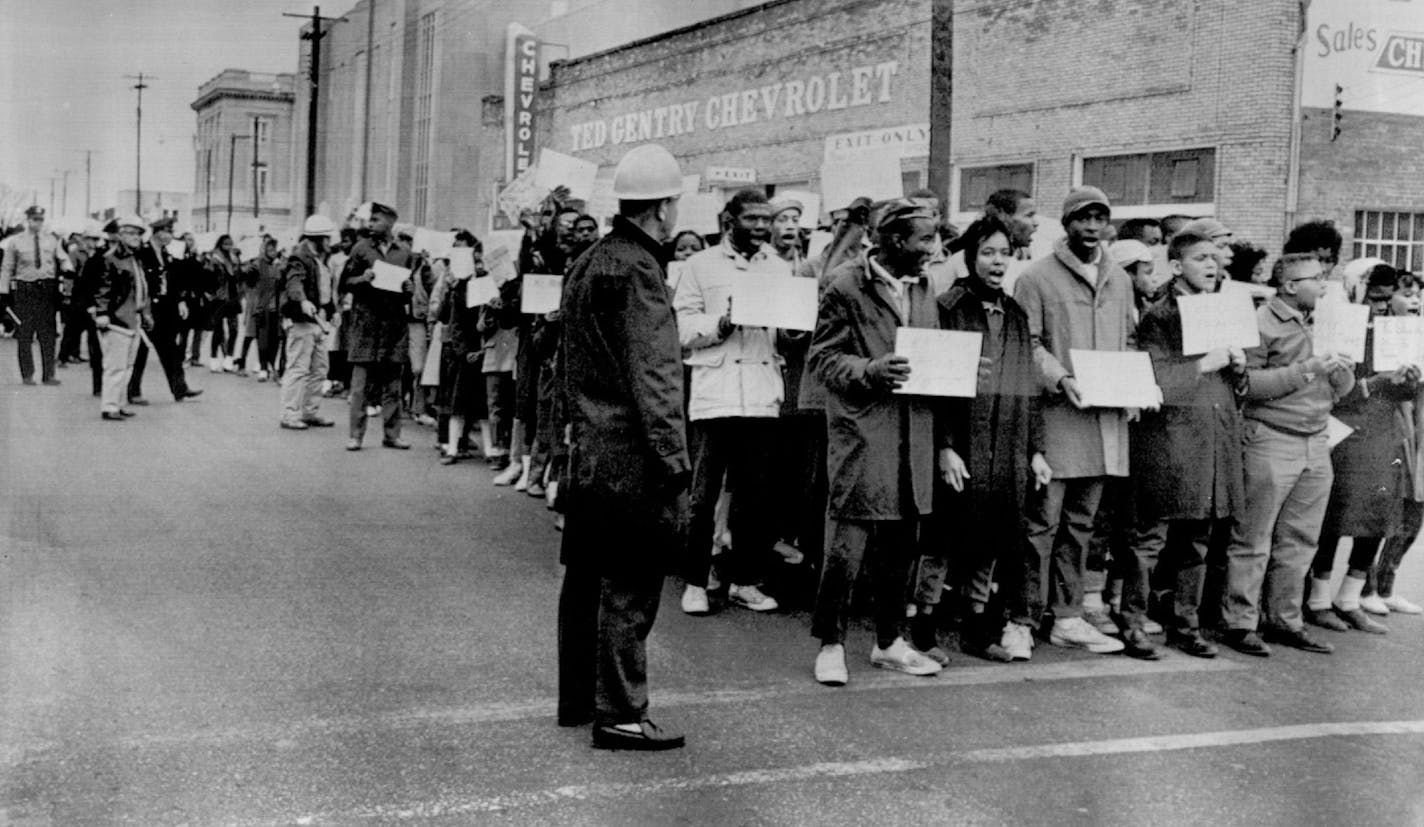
[1335,575,1366,611]
[1307,577,1334,611]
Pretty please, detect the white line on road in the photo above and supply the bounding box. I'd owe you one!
[277,719,1424,824]
[0,653,1241,765]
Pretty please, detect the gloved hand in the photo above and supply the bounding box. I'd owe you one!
[865,354,910,389]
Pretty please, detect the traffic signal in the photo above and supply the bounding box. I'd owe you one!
[1333,83,1343,142]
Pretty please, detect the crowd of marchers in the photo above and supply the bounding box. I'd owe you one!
[3,142,1421,752]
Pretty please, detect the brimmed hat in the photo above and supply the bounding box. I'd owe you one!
[875,199,936,233]
[1180,218,1231,240]
[369,202,397,220]
[769,199,803,219]
[24,205,45,219]
[1109,239,1154,267]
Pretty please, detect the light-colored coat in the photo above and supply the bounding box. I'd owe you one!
[1013,237,1135,478]
[674,240,788,421]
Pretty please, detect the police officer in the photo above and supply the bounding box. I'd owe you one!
[557,144,690,750]
[129,216,202,404]
[0,205,72,385]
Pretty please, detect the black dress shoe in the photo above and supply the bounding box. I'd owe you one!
[21,377,36,386]
[1334,606,1388,634]
[42,378,61,386]
[100,411,126,421]
[592,719,685,751]
[1262,625,1334,654]
[1305,606,1349,632]
[1122,628,1162,660]
[177,389,204,400]
[1166,630,1219,658]
[1221,629,1272,657]
[382,438,412,450]
[558,710,593,728]
[127,397,150,406]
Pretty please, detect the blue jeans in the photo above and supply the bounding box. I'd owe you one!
[1222,423,1333,632]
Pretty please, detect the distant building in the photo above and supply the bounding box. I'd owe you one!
[106,190,191,229]
[191,69,297,236]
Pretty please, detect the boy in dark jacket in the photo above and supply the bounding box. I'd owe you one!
[1123,231,1248,659]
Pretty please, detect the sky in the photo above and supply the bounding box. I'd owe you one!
[0,0,323,221]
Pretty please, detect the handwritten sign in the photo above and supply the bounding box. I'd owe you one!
[731,275,818,331]
[1313,300,1369,362]
[165,240,187,260]
[237,236,263,261]
[819,152,902,212]
[370,260,412,293]
[448,247,476,280]
[894,328,983,398]
[1070,349,1161,409]
[536,148,599,200]
[484,246,517,285]
[414,228,456,258]
[466,276,498,308]
[521,273,564,314]
[1177,291,1260,355]
[1371,316,1424,372]
[1219,278,1276,302]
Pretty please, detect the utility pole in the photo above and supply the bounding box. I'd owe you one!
[85,150,92,218]
[204,148,213,231]
[252,116,261,219]
[124,73,153,214]
[227,133,250,234]
[360,0,374,200]
[284,6,345,219]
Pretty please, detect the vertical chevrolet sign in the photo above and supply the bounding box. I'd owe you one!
[505,23,539,181]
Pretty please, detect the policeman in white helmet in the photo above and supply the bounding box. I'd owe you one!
[556,143,691,751]
[278,214,340,430]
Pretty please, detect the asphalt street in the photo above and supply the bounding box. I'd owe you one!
[3,338,1424,826]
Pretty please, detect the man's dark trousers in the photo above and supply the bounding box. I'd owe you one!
[128,298,190,400]
[13,280,58,382]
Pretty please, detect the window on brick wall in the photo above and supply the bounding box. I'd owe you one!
[1354,210,1424,272]
[1083,148,1215,207]
[958,164,1034,214]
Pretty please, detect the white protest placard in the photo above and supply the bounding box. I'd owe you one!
[483,245,517,285]
[1177,291,1260,355]
[536,148,599,201]
[521,273,564,315]
[466,276,498,308]
[1321,280,1350,306]
[165,239,186,260]
[370,260,412,293]
[414,228,456,258]
[194,232,220,254]
[1219,278,1276,302]
[1327,416,1355,449]
[497,167,544,225]
[448,247,476,280]
[730,275,818,331]
[893,328,983,398]
[677,193,724,236]
[776,189,823,230]
[1313,300,1369,362]
[819,152,903,213]
[237,236,263,261]
[1070,349,1162,409]
[1371,316,1424,372]
[420,323,443,386]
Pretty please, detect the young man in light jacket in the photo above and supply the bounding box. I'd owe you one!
[673,188,789,616]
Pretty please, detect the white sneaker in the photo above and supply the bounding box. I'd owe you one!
[728,584,778,612]
[1360,594,1391,616]
[1050,616,1126,653]
[1142,618,1164,635]
[209,358,223,374]
[1384,594,1422,614]
[681,585,710,615]
[814,644,848,686]
[772,540,805,565]
[255,369,269,381]
[492,460,523,486]
[870,638,942,676]
[1001,622,1033,661]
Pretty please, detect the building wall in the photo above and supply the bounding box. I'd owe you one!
[191,71,296,236]
[947,0,1300,249]
[527,0,931,228]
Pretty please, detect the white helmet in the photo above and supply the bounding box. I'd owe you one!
[82,219,105,239]
[117,214,146,231]
[302,214,337,237]
[612,144,683,200]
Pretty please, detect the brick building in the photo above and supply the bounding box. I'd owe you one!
[191,70,297,236]
[506,0,1424,268]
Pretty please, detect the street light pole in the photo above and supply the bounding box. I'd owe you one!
[124,73,152,214]
[252,116,261,220]
[284,6,346,219]
[85,150,92,218]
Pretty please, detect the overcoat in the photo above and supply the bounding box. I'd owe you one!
[1322,323,1412,536]
[340,236,412,364]
[559,216,690,572]
[935,280,1044,527]
[809,256,937,520]
[1013,238,1135,478]
[1131,287,1247,522]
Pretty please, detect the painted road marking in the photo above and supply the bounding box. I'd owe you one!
[275,719,1424,824]
[1,653,1242,764]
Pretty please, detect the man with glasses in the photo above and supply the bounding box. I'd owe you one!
[1219,253,1354,656]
